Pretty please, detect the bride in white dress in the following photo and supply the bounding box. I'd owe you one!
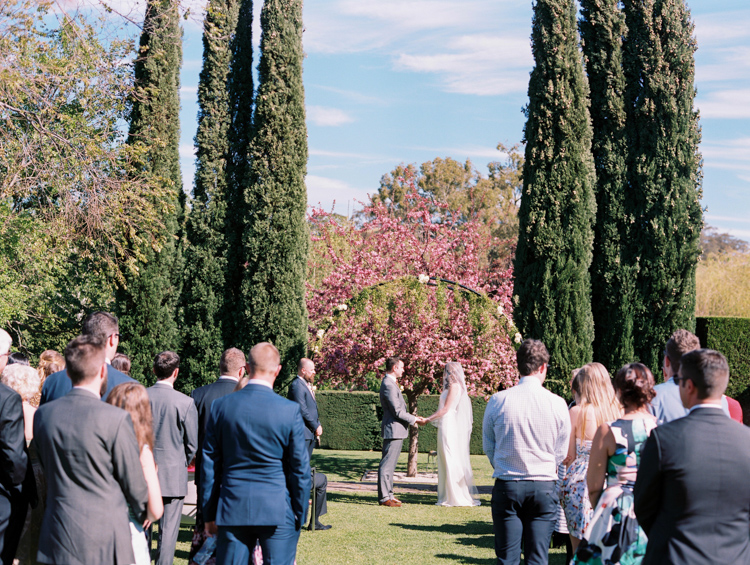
[425,362,481,507]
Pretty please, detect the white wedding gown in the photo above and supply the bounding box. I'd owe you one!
[434,389,481,507]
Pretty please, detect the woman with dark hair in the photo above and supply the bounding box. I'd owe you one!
[106,382,163,565]
[572,363,657,565]
[111,353,132,376]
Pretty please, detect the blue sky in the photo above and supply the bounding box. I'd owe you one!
[169,0,750,239]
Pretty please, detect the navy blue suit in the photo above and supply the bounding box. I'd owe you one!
[202,382,310,565]
[287,377,320,458]
[39,364,136,404]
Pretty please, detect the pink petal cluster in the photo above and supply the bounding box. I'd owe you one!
[307,187,518,402]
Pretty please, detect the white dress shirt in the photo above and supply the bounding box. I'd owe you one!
[483,376,571,481]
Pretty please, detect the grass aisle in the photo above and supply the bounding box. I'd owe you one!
[172,450,567,564]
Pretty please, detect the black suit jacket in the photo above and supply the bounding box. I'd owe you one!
[634,407,750,565]
[39,364,137,404]
[0,384,27,496]
[288,377,320,442]
[34,389,148,565]
[190,377,238,486]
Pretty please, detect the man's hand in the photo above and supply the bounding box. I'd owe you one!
[415,416,428,426]
[315,425,323,437]
[205,521,218,536]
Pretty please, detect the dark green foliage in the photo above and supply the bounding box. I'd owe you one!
[222,0,254,344]
[695,317,750,399]
[580,0,635,374]
[513,0,596,384]
[237,0,309,387]
[180,0,241,390]
[119,0,185,383]
[315,392,488,455]
[622,0,702,372]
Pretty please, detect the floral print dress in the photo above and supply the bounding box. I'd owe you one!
[572,417,657,565]
[561,438,594,538]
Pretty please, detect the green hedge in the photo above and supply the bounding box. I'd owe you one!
[695,316,750,398]
[315,391,488,455]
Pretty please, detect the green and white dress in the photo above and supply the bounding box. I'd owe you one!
[572,417,656,565]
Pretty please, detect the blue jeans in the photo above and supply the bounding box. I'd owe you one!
[491,480,558,565]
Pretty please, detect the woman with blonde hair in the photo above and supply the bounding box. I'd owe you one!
[34,350,65,407]
[106,382,163,565]
[560,362,622,552]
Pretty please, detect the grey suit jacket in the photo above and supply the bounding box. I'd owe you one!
[380,376,416,440]
[148,382,198,498]
[635,407,750,565]
[34,389,148,565]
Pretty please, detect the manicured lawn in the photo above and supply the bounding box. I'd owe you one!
[172,450,568,564]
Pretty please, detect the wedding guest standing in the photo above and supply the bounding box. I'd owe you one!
[483,339,570,565]
[34,335,148,564]
[0,328,28,565]
[635,349,750,565]
[560,363,621,552]
[147,351,198,565]
[572,363,656,564]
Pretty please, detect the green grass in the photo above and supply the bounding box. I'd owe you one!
[172,450,568,564]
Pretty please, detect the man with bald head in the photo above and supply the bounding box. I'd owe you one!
[202,343,310,565]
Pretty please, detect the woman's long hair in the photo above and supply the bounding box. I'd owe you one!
[106,382,154,451]
[575,362,622,436]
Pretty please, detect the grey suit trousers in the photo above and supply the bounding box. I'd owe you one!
[378,438,403,503]
[154,496,184,565]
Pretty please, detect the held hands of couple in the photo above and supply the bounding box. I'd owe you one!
[414,416,429,426]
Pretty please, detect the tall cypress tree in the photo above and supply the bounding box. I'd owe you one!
[180,0,241,390]
[119,0,184,384]
[579,0,635,373]
[222,0,254,345]
[513,0,596,390]
[623,0,702,372]
[238,0,308,387]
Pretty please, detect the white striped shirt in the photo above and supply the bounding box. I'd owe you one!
[483,376,571,481]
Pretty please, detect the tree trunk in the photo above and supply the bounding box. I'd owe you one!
[407,395,419,477]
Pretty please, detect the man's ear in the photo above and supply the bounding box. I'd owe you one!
[238,365,246,378]
[171,368,179,380]
[274,364,282,378]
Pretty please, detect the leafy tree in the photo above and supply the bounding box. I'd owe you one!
[513,0,597,391]
[222,0,254,345]
[308,189,517,476]
[180,0,241,390]
[579,0,635,373]
[623,0,702,371]
[119,0,185,383]
[0,0,167,357]
[237,0,308,387]
[700,225,749,258]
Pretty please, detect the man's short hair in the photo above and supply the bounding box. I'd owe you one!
[220,348,246,375]
[153,351,180,380]
[665,329,700,374]
[385,357,401,373]
[247,343,280,376]
[680,348,729,400]
[0,329,11,355]
[81,312,119,341]
[64,335,106,386]
[297,357,313,373]
[516,339,550,377]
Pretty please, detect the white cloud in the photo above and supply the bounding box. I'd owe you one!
[306,175,371,214]
[694,10,750,47]
[705,214,750,224]
[180,86,198,95]
[697,89,750,119]
[310,85,388,106]
[701,138,750,163]
[179,144,196,159]
[307,106,355,127]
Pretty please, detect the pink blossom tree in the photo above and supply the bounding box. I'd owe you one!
[307,186,519,475]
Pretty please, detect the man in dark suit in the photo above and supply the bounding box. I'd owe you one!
[0,328,29,565]
[34,335,148,564]
[202,342,310,565]
[148,351,198,565]
[378,357,425,507]
[39,311,136,404]
[191,348,246,515]
[634,348,750,565]
[288,358,331,530]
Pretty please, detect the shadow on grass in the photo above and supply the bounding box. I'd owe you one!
[433,555,492,564]
[311,454,377,481]
[327,491,440,506]
[392,520,494,550]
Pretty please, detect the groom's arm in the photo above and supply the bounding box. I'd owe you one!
[385,382,416,426]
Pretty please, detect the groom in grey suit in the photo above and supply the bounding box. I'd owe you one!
[148,351,198,565]
[378,357,424,506]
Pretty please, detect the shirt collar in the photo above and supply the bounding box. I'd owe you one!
[518,376,543,386]
[247,379,273,389]
[155,380,174,388]
[385,373,397,384]
[689,402,723,414]
[218,375,239,382]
